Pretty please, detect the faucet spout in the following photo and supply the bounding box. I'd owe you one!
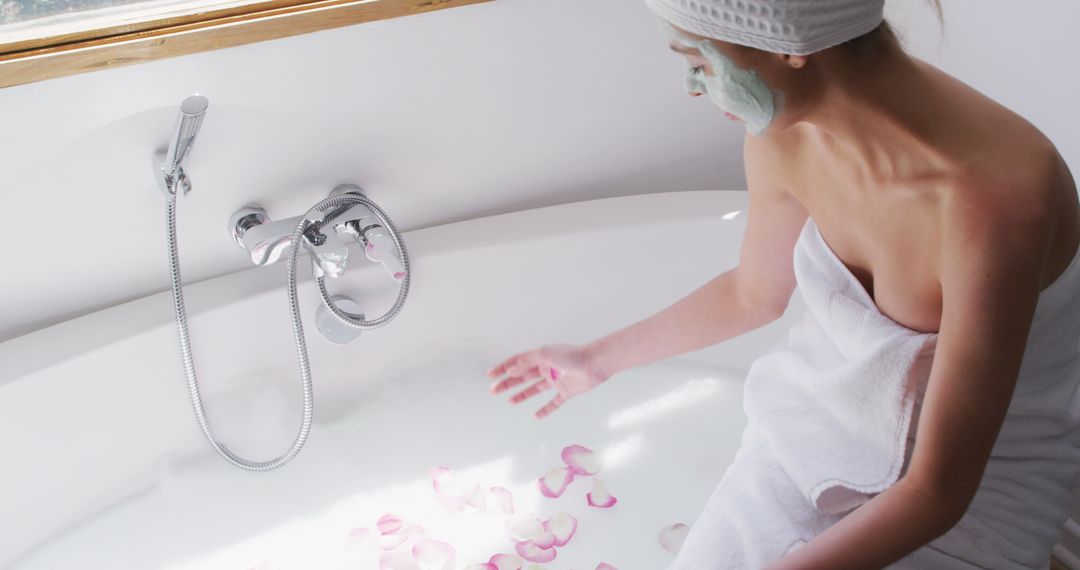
[231,207,351,278]
[228,186,408,283]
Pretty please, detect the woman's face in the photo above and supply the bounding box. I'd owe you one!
[660,21,807,136]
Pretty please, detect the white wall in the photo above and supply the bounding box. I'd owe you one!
[0,0,739,342]
[1,0,1077,343]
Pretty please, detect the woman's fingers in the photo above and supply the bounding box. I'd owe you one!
[514,349,550,377]
[508,378,552,404]
[535,394,567,420]
[488,351,536,379]
[487,355,519,379]
[489,366,540,394]
[488,346,585,420]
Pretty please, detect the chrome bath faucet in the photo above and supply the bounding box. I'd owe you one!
[229,184,408,282]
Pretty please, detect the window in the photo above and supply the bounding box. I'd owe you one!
[0,0,492,89]
[1,1,286,47]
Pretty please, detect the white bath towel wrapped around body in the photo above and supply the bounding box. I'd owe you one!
[668,216,1080,569]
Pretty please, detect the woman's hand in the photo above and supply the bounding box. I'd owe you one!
[487,344,610,420]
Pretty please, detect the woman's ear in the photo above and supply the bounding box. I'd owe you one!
[782,54,808,69]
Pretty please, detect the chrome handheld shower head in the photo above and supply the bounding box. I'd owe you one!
[158,94,209,195]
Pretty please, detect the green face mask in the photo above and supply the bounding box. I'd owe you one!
[660,21,778,135]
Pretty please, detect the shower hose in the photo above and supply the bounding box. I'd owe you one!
[165,190,411,471]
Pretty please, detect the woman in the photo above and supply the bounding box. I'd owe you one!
[488,0,1080,567]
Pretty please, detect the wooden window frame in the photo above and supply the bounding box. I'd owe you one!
[0,0,493,89]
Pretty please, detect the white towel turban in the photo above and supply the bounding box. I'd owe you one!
[644,0,887,55]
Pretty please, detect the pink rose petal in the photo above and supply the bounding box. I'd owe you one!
[505,515,544,541]
[432,467,472,513]
[538,466,573,498]
[658,523,690,553]
[432,467,468,496]
[413,538,456,570]
[597,564,618,570]
[491,486,515,514]
[561,444,601,476]
[466,483,488,512]
[490,553,524,570]
[543,511,578,547]
[586,479,617,508]
[349,527,372,540]
[378,513,404,535]
[533,531,557,550]
[348,526,379,552]
[463,565,498,570]
[400,524,426,541]
[431,467,451,491]
[515,539,557,563]
[379,532,409,550]
[431,467,487,514]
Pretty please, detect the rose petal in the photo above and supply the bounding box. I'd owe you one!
[433,467,490,514]
[378,513,404,535]
[490,486,515,514]
[432,467,475,513]
[561,444,601,476]
[431,467,450,491]
[538,466,573,498]
[490,553,524,570]
[515,539,557,563]
[658,523,690,553]
[463,565,498,570]
[533,531,556,550]
[413,538,456,570]
[349,527,372,541]
[400,524,426,541]
[433,466,472,496]
[586,479,617,508]
[466,483,488,512]
[505,515,545,541]
[438,492,469,513]
[379,532,410,550]
[597,564,618,570]
[543,511,578,547]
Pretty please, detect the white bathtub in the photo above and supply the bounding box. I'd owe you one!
[0,190,807,569]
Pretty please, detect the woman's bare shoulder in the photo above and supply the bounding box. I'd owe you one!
[942,127,1078,292]
[926,59,1065,200]
[951,128,1068,220]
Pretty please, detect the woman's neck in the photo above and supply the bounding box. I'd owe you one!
[796,46,957,185]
